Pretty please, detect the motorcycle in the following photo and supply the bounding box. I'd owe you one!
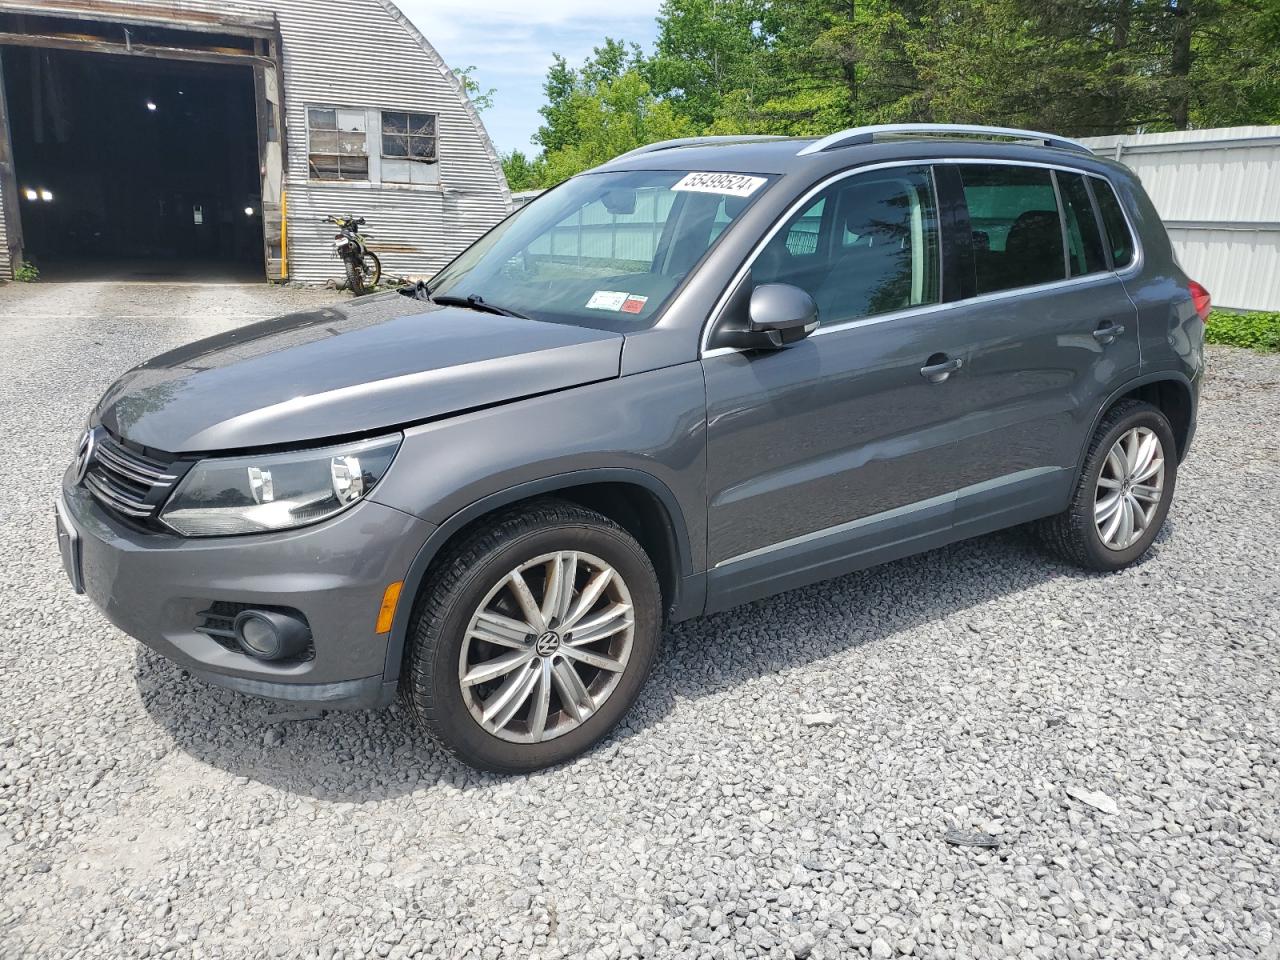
[325,214,382,295]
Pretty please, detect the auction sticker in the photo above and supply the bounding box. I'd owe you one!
[672,172,767,197]
[586,290,629,311]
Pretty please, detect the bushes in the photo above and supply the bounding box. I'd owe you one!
[1205,310,1280,352]
[15,260,39,282]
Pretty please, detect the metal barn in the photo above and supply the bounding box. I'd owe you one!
[0,0,511,284]
[1082,126,1280,312]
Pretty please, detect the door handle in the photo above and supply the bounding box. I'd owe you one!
[920,354,963,383]
[1093,323,1126,344]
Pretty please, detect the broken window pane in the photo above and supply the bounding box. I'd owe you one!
[383,134,408,157]
[382,112,408,134]
[409,113,435,136]
[310,155,340,179]
[409,137,436,160]
[340,156,368,179]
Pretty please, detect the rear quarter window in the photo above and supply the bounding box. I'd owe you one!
[1090,177,1136,269]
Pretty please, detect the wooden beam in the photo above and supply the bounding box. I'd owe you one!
[0,31,273,67]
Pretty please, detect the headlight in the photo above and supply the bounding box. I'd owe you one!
[160,434,401,536]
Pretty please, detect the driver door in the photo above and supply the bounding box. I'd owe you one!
[702,165,977,610]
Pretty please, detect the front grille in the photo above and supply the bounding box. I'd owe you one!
[83,430,179,521]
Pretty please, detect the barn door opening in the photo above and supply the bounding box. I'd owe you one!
[3,47,263,282]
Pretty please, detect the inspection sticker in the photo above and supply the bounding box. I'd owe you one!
[671,172,767,197]
[586,290,629,311]
[620,295,649,314]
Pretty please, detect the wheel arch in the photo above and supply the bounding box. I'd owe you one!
[381,469,702,684]
[1079,372,1196,481]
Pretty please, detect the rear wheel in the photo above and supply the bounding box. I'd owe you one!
[343,256,366,296]
[1037,399,1177,571]
[402,500,662,773]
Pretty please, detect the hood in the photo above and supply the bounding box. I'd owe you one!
[97,292,623,452]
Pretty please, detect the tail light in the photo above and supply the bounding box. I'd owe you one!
[1188,280,1211,322]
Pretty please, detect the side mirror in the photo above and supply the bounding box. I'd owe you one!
[740,283,819,349]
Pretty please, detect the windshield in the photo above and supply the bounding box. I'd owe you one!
[428,169,772,330]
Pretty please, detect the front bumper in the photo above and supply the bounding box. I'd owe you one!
[58,470,435,709]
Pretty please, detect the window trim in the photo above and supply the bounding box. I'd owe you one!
[700,157,1144,359]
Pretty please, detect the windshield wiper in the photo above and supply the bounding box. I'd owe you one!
[430,293,528,320]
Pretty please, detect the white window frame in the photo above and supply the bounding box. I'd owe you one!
[305,104,442,189]
[379,109,440,185]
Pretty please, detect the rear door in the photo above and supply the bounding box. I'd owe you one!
[937,162,1141,537]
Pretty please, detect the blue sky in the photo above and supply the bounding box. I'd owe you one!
[398,0,662,156]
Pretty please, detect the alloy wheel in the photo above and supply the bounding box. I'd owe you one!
[458,551,635,743]
[1094,426,1166,551]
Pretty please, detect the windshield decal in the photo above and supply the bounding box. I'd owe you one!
[586,290,630,311]
[672,172,767,197]
[620,295,648,314]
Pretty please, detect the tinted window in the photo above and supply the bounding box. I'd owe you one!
[1058,172,1107,276]
[960,165,1065,293]
[1091,177,1135,268]
[754,167,940,325]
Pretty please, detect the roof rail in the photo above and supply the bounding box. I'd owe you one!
[612,135,789,163]
[796,123,1093,157]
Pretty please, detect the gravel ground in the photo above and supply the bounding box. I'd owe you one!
[2,280,1278,960]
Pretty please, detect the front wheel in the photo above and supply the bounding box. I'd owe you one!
[1037,399,1177,571]
[362,250,381,288]
[402,500,662,773]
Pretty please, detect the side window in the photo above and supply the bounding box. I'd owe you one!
[1090,177,1135,269]
[381,111,439,185]
[753,167,940,325]
[307,107,369,181]
[1058,172,1107,276]
[959,165,1064,293]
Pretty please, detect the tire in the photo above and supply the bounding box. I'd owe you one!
[402,500,662,773]
[1037,399,1177,571]
[362,251,382,288]
[343,256,366,296]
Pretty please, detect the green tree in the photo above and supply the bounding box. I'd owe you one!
[649,0,768,129]
[501,150,545,192]
[540,70,698,185]
[535,39,648,152]
[453,65,495,112]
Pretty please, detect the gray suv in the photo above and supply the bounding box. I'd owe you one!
[56,124,1207,772]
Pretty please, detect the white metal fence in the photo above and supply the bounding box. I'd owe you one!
[1081,126,1280,312]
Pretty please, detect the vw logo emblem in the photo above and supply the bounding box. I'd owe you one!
[534,630,561,657]
[73,428,95,485]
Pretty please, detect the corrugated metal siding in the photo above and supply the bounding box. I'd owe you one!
[0,0,510,281]
[0,190,10,277]
[1082,126,1280,311]
[277,0,510,284]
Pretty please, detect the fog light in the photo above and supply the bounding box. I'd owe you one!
[232,609,311,660]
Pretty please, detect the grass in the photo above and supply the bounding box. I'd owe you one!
[1205,309,1280,353]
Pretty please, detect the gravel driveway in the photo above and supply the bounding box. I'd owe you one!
[2,281,1278,960]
